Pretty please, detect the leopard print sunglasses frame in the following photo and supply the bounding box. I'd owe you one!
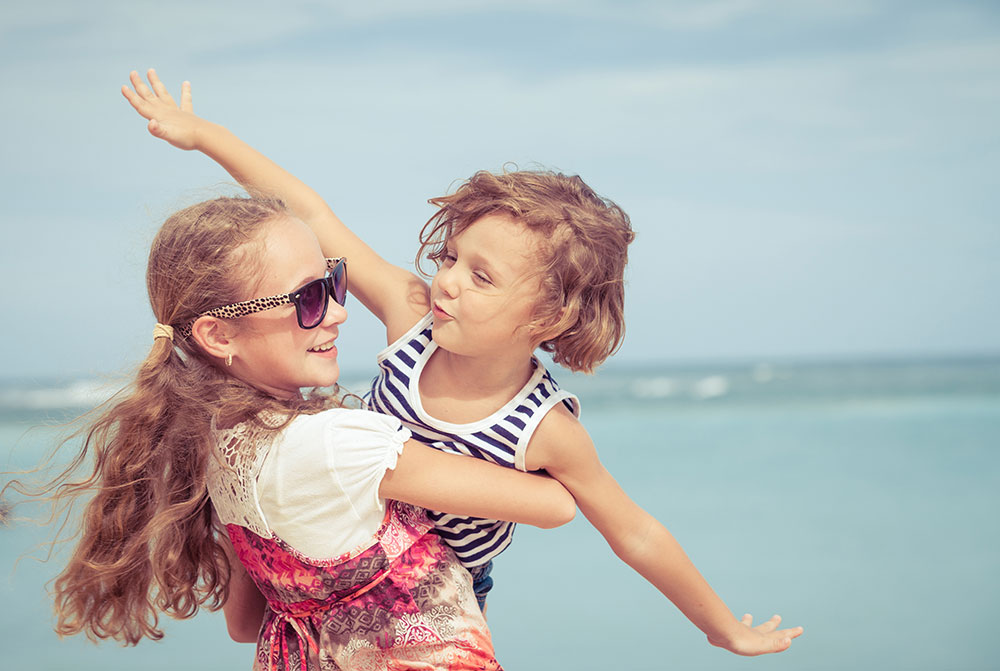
[178,257,347,338]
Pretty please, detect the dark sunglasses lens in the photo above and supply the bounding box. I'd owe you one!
[298,279,328,327]
[332,262,347,306]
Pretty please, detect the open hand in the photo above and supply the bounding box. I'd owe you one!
[708,613,803,656]
[122,68,201,150]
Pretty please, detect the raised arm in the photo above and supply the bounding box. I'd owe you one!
[524,407,803,656]
[122,69,428,339]
[379,438,576,530]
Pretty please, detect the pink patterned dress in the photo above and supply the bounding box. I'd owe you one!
[209,410,502,671]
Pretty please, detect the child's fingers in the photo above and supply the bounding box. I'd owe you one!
[770,636,792,653]
[181,81,193,112]
[147,68,176,106]
[740,613,753,627]
[129,69,155,100]
[778,625,803,641]
[761,625,802,655]
[121,82,149,116]
[755,614,781,633]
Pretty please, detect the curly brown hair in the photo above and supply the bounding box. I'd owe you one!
[3,195,339,644]
[417,169,635,373]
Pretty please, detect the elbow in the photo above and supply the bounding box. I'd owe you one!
[226,620,261,644]
[222,591,265,643]
[537,492,577,529]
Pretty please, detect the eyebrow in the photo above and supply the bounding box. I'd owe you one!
[290,264,329,290]
[291,274,317,290]
[453,240,515,283]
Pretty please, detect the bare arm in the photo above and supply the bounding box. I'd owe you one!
[525,408,803,656]
[218,533,266,643]
[379,438,576,529]
[122,69,428,340]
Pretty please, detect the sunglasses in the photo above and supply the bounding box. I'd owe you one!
[179,258,347,338]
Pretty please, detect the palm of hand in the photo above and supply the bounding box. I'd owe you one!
[122,68,199,151]
[708,613,803,656]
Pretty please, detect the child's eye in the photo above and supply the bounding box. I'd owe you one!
[473,272,493,286]
[442,251,457,265]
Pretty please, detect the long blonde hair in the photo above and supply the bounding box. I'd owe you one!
[3,196,337,644]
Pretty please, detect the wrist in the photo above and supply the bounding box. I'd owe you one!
[190,118,218,152]
[706,617,744,651]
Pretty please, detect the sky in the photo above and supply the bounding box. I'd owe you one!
[1,0,998,381]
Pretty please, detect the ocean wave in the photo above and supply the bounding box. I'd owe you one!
[1,357,996,414]
[559,357,1000,409]
[628,375,731,401]
[630,376,678,399]
[692,375,730,400]
[0,380,119,411]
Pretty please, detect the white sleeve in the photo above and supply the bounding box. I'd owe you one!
[256,408,411,560]
[320,408,411,517]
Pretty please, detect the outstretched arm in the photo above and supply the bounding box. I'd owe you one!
[121,69,428,339]
[525,408,803,656]
[380,438,576,530]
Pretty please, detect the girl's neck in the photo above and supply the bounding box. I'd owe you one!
[438,344,534,392]
[419,345,536,425]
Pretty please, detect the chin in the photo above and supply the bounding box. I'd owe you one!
[310,364,341,389]
[430,323,462,351]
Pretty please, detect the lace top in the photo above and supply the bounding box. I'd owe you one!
[207,408,412,559]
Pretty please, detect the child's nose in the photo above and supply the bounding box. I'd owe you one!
[323,299,348,326]
[437,266,459,298]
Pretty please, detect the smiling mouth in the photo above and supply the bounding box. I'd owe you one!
[308,340,337,353]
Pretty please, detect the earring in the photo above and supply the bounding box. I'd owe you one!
[226,353,233,367]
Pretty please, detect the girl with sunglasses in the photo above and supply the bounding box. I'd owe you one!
[11,196,576,669]
[123,69,803,658]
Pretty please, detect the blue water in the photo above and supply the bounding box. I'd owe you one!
[2,358,998,670]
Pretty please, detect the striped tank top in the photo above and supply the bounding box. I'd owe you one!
[368,313,580,568]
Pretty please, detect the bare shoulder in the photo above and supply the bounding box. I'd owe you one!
[523,402,597,473]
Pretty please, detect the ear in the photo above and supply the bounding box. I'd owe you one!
[190,316,237,362]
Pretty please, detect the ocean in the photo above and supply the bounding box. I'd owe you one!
[1,357,998,670]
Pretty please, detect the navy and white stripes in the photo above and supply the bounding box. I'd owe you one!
[368,313,579,568]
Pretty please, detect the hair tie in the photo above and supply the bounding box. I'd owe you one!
[153,323,175,342]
